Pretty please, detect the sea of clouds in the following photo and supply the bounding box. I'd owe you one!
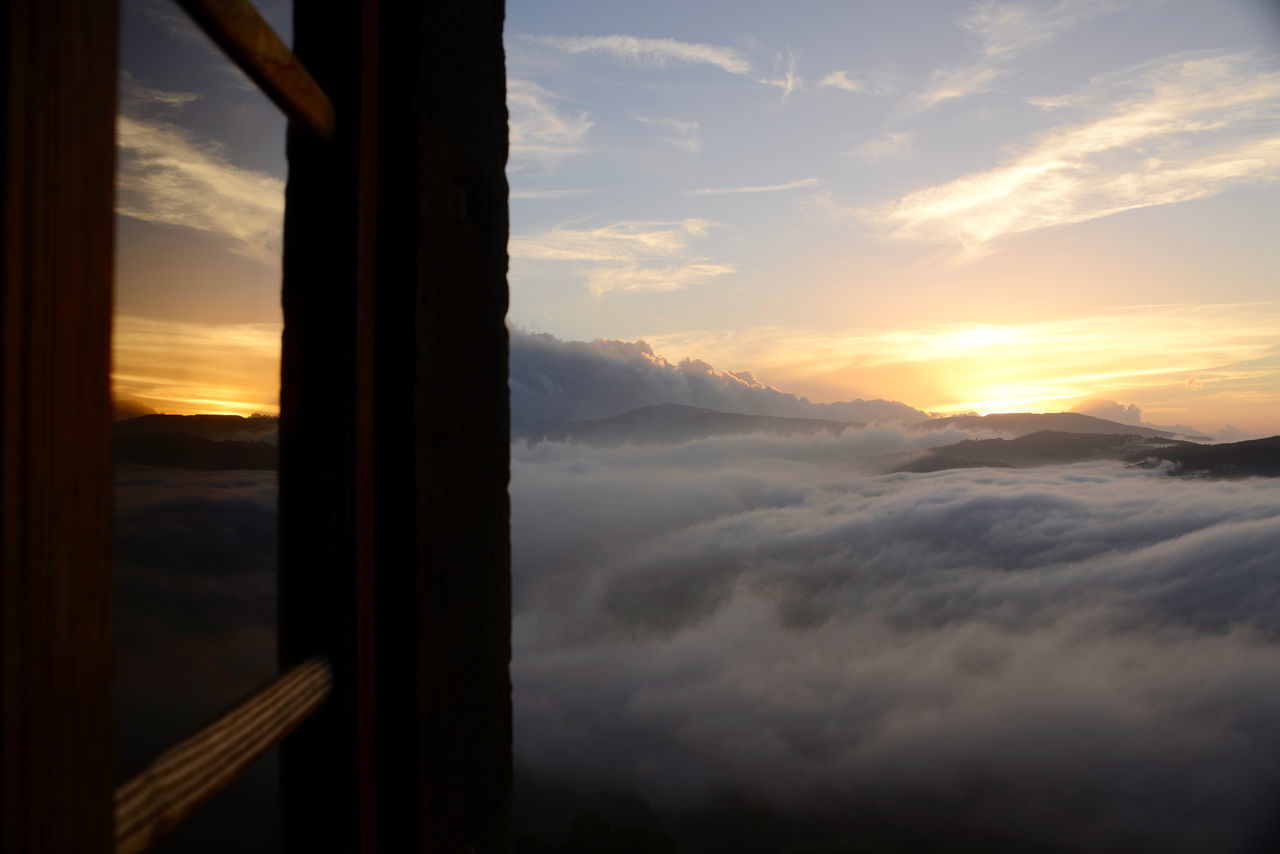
[511,428,1280,852]
[112,324,1280,851]
[115,466,280,854]
[113,426,1280,852]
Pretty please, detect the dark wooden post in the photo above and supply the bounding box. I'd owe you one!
[1,0,119,851]
[280,0,510,851]
[278,0,369,848]
[377,2,511,850]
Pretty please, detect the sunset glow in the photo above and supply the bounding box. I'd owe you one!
[114,0,1280,437]
[113,315,282,416]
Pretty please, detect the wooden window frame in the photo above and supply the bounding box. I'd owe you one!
[1,0,511,851]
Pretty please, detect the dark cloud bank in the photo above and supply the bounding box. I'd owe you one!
[510,329,928,433]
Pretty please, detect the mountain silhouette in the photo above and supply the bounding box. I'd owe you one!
[892,431,1193,473]
[115,413,277,442]
[919,411,1182,439]
[893,431,1280,477]
[114,414,277,470]
[1140,435,1280,478]
[533,403,861,446]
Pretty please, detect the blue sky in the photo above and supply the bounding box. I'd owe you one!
[113,0,1280,432]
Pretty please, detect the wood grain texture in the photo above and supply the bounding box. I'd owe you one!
[175,0,335,138]
[1,0,118,850]
[114,659,331,854]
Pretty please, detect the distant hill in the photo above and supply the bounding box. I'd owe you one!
[891,430,1279,478]
[533,403,861,446]
[115,413,277,442]
[1141,436,1280,478]
[919,412,1179,439]
[892,431,1193,473]
[114,414,277,470]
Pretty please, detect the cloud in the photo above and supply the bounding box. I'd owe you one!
[507,78,593,171]
[913,0,1130,108]
[1071,397,1143,425]
[912,62,1002,108]
[109,354,1280,853]
[510,218,711,262]
[631,115,700,153]
[584,261,732,298]
[818,70,864,93]
[112,314,282,416]
[512,434,1280,851]
[115,467,277,585]
[689,177,818,195]
[510,219,733,297]
[114,465,279,842]
[849,131,914,161]
[115,116,285,266]
[758,50,801,100]
[510,188,598,200]
[527,34,751,76]
[963,0,1128,60]
[509,329,927,432]
[872,51,1280,256]
[120,72,201,112]
[114,397,161,422]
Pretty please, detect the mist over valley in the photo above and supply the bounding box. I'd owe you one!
[113,330,1280,852]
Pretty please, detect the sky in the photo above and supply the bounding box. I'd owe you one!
[114,0,1280,434]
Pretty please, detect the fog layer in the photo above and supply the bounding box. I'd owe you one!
[512,430,1280,852]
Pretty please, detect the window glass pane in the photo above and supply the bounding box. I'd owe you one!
[113,1,290,850]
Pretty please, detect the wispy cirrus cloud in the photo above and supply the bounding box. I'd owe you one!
[121,72,201,111]
[871,51,1280,257]
[510,188,599,200]
[508,78,593,171]
[758,51,802,100]
[849,131,914,161]
[584,261,735,297]
[689,178,818,195]
[913,63,1002,109]
[115,114,284,266]
[527,34,751,76]
[914,0,1129,108]
[818,70,864,93]
[964,0,1128,60]
[510,218,712,262]
[632,115,701,153]
[511,218,732,297]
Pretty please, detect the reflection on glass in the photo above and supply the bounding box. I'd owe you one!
[113,1,290,851]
